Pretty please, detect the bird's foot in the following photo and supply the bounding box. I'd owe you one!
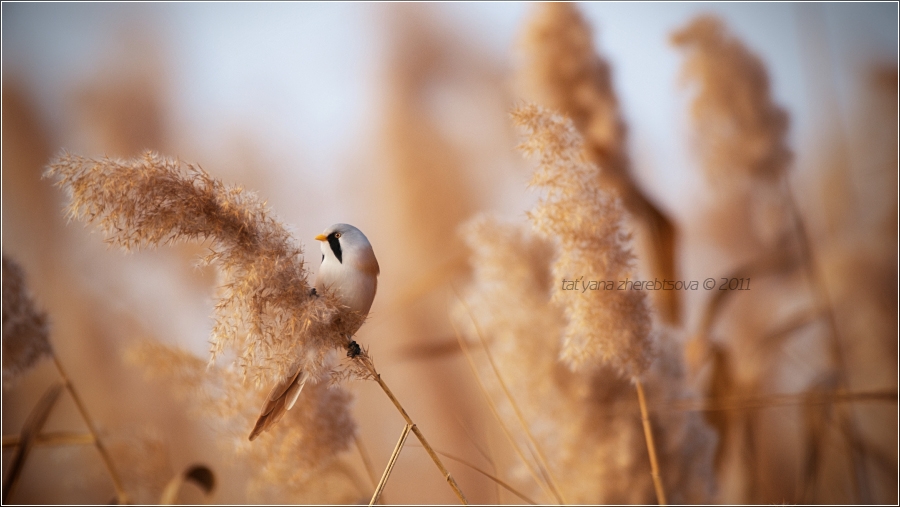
[346,340,361,358]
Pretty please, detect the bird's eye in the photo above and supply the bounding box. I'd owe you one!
[334,232,342,239]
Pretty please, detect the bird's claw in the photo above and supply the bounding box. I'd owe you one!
[347,340,361,358]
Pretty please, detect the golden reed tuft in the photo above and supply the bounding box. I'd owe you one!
[2,255,52,385]
[519,2,681,324]
[513,104,652,377]
[45,152,362,388]
[671,15,791,183]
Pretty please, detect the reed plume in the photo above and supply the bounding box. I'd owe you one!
[513,103,652,377]
[672,15,791,184]
[519,2,681,324]
[46,150,468,504]
[45,151,359,388]
[2,255,52,386]
[457,214,714,503]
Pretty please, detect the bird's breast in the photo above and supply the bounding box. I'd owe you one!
[314,260,377,317]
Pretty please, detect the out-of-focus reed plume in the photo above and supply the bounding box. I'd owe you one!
[671,16,791,184]
[519,2,681,324]
[454,105,714,504]
[2,256,53,386]
[514,104,652,377]
[457,212,714,504]
[129,340,357,503]
[674,13,897,504]
[45,152,359,388]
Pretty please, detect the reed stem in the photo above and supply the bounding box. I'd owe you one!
[363,360,468,505]
[52,355,129,504]
[355,434,379,490]
[635,379,667,506]
[782,176,872,503]
[369,424,411,506]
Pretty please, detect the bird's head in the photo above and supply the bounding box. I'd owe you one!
[315,223,380,276]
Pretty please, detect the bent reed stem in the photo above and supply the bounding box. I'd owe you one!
[52,355,129,505]
[363,360,468,504]
[635,379,667,506]
[369,424,412,506]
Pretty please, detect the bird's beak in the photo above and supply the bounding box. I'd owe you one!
[315,234,328,242]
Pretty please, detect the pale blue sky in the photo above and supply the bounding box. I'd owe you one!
[3,2,897,220]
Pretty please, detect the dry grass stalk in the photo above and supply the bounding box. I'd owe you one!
[351,351,470,505]
[636,379,668,505]
[354,434,379,491]
[419,445,539,505]
[369,423,411,506]
[51,354,131,504]
[2,255,52,385]
[451,311,563,504]
[513,103,652,378]
[455,295,567,504]
[1,432,94,449]
[2,382,64,503]
[520,2,681,324]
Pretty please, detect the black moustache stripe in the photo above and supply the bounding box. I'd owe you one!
[327,233,343,263]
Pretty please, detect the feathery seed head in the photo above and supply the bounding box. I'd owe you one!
[2,255,52,385]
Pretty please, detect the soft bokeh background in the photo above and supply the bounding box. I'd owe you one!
[3,2,896,504]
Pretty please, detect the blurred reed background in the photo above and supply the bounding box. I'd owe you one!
[2,2,896,504]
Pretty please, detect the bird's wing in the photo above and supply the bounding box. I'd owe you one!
[248,366,306,441]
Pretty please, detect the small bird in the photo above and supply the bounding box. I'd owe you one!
[249,223,379,440]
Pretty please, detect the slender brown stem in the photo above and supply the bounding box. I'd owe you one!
[52,355,129,504]
[365,364,468,505]
[782,176,872,503]
[456,294,567,504]
[451,320,559,503]
[636,379,667,506]
[2,431,95,449]
[410,443,539,505]
[369,424,412,506]
[355,434,379,490]
[2,382,64,503]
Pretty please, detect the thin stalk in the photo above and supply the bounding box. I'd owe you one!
[2,382,64,503]
[410,443,540,505]
[52,355,129,504]
[451,320,559,504]
[361,358,468,505]
[369,424,412,506]
[635,379,667,506]
[2,431,95,449]
[457,296,567,504]
[355,434,379,490]
[782,176,872,503]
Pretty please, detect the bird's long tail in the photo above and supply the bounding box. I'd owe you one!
[248,365,306,441]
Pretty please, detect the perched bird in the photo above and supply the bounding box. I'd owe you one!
[249,223,379,440]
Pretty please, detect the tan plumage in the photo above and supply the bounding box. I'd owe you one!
[249,223,378,440]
